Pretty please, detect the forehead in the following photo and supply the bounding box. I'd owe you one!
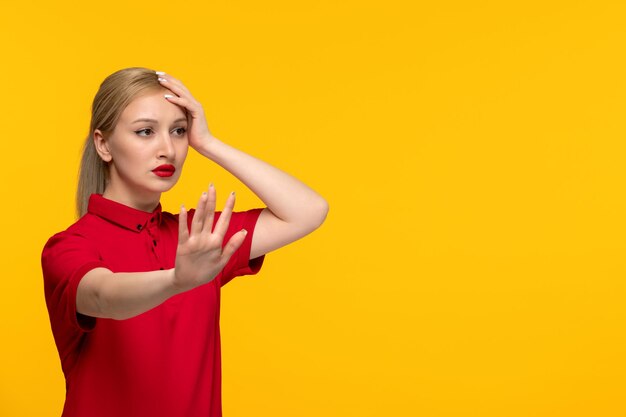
[119,90,187,123]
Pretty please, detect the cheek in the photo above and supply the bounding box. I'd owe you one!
[109,135,139,158]
[177,142,189,162]
[110,143,152,172]
[114,147,142,166]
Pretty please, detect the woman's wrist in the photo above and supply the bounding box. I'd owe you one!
[167,268,190,296]
[194,135,222,160]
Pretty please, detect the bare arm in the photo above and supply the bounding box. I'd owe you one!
[77,267,178,320]
[76,186,246,321]
[199,139,329,260]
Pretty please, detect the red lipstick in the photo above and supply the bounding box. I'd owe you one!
[152,164,176,177]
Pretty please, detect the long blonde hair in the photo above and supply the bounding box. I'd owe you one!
[76,67,163,217]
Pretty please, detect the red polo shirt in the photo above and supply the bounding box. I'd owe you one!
[41,194,265,417]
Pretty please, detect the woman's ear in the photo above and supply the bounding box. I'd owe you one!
[93,129,112,162]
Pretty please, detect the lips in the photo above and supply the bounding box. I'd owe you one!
[152,164,176,177]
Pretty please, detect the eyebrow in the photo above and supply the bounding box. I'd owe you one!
[131,118,188,124]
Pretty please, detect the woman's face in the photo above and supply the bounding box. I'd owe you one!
[94,89,189,208]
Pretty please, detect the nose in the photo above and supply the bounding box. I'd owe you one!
[157,132,176,160]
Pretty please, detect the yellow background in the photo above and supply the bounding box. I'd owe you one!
[1,1,625,416]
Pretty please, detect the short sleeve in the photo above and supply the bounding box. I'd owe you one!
[219,208,266,286]
[41,232,108,335]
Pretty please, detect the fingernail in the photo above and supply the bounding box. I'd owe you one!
[158,77,167,82]
[209,183,214,188]
[156,71,166,75]
[164,94,174,99]
[231,191,235,196]
[202,192,207,196]
[181,204,185,210]
[242,229,248,235]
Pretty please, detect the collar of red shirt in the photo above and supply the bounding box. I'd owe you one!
[88,194,163,233]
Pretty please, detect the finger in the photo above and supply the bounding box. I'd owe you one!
[158,77,201,114]
[202,184,216,234]
[178,204,189,244]
[212,191,236,238]
[191,192,207,236]
[157,74,191,95]
[163,93,183,105]
[220,229,248,262]
[163,94,203,118]
[158,77,193,100]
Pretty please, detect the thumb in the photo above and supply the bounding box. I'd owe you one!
[220,229,248,261]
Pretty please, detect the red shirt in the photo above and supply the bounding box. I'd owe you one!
[41,194,265,417]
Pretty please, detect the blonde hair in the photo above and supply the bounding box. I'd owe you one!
[76,67,164,217]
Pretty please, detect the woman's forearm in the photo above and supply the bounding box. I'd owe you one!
[197,138,329,227]
[78,268,183,321]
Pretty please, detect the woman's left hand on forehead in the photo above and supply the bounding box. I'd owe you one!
[156,72,216,150]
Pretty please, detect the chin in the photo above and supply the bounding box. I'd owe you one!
[154,177,180,193]
[153,183,177,194]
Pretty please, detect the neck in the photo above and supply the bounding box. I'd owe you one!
[102,185,161,212]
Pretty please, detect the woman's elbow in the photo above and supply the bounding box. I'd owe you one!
[311,198,329,229]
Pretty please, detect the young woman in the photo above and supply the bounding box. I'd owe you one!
[41,67,328,417]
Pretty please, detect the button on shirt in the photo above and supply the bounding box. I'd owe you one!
[41,194,266,417]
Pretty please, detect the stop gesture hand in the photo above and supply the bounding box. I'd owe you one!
[173,185,247,292]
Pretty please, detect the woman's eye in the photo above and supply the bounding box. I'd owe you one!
[134,128,185,137]
[135,128,153,136]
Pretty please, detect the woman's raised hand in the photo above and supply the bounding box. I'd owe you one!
[173,185,248,292]
[155,71,215,152]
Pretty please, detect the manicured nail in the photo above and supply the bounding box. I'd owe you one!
[164,94,174,99]
[156,71,166,75]
[158,77,167,82]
